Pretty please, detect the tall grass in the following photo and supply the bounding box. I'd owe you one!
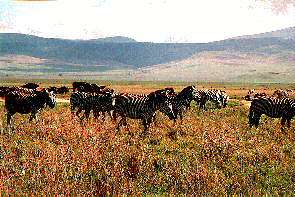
[1,100,294,195]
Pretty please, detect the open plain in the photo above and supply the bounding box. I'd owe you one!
[1,80,295,195]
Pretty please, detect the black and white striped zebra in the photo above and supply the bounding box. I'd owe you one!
[160,86,198,122]
[70,91,115,121]
[113,89,176,132]
[249,97,295,130]
[196,89,228,110]
[5,90,56,125]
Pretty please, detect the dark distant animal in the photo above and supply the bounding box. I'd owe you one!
[5,90,56,125]
[244,94,253,101]
[248,89,255,94]
[245,92,267,101]
[249,97,295,130]
[113,89,176,132]
[272,89,289,99]
[57,86,69,94]
[72,82,90,92]
[253,93,267,99]
[0,86,10,97]
[47,86,58,94]
[21,83,39,90]
[90,84,106,93]
[72,82,106,93]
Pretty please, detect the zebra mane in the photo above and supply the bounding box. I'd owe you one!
[177,86,195,99]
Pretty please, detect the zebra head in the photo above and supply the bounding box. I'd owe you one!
[214,92,223,109]
[149,89,176,120]
[188,86,200,101]
[45,90,56,109]
[222,95,229,108]
[220,91,229,108]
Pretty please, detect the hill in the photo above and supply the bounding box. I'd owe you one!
[0,27,295,82]
[233,26,295,40]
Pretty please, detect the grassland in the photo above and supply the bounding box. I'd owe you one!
[1,81,295,195]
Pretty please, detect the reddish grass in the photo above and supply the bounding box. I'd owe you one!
[1,85,295,195]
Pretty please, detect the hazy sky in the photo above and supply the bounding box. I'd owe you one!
[1,0,295,43]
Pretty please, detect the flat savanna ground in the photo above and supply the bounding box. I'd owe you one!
[1,80,295,196]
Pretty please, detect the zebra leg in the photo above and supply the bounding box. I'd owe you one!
[101,112,106,122]
[248,109,261,128]
[248,109,255,127]
[253,114,261,128]
[201,101,207,110]
[141,119,149,135]
[142,117,153,134]
[76,108,82,117]
[112,110,117,122]
[84,109,91,121]
[29,112,37,121]
[6,111,13,126]
[281,118,287,131]
[108,111,114,120]
[93,110,100,120]
[286,118,291,128]
[70,104,76,114]
[179,111,184,124]
[117,116,127,131]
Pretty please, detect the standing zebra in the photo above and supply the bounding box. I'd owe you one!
[113,89,176,132]
[249,97,295,130]
[196,89,228,110]
[162,86,199,122]
[5,90,56,125]
[70,91,115,121]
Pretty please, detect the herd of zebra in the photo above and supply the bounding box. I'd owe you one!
[1,82,295,132]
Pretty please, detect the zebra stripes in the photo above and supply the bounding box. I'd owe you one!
[162,86,198,122]
[195,89,228,110]
[113,89,176,132]
[70,91,115,121]
[5,90,56,125]
[249,97,295,129]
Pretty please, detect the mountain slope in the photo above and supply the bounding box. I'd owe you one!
[133,50,295,82]
[0,26,295,82]
[233,26,295,40]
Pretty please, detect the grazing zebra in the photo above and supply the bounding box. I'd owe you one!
[249,97,295,130]
[113,89,176,132]
[196,89,228,110]
[70,91,115,121]
[162,86,198,122]
[5,90,56,125]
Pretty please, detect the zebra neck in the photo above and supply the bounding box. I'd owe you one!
[146,98,161,112]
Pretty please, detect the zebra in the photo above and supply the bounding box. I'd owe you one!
[159,86,199,122]
[112,89,176,132]
[248,97,295,130]
[195,89,228,110]
[4,90,56,125]
[70,91,115,121]
[272,89,289,99]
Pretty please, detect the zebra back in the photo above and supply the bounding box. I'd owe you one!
[250,97,295,118]
[113,89,175,120]
[5,90,56,113]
